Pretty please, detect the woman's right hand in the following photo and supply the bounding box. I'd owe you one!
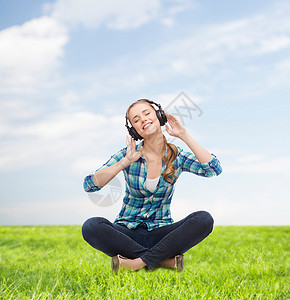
[123,135,143,166]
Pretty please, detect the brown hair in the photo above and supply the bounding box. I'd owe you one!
[126,99,179,183]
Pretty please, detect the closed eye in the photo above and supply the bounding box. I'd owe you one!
[134,112,150,123]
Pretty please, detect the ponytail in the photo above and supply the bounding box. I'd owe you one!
[162,134,178,183]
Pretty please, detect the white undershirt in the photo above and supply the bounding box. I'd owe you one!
[145,176,160,192]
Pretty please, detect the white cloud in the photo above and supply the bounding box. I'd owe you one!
[0,100,40,121]
[63,2,290,99]
[0,111,127,171]
[225,155,290,174]
[253,35,290,55]
[276,56,290,71]
[0,16,68,93]
[0,187,128,225]
[45,0,162,30]
[44,0,195,30]
[0,195,111,225]
[151,9,290,75]
[161,18,175,28]
[2,1,290,97]
[167,0,197,15]
[268,55,290,88]
[171,59,187,72]
[236,154,264,164]
[213,148,246,156]
[171,191,289,225]
[58,91,81,110]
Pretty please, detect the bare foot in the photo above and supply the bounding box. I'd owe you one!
[119,257,146,271]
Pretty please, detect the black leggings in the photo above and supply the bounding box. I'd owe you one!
[82,210,214,269]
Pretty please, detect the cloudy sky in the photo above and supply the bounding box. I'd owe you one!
[0,0,289,226]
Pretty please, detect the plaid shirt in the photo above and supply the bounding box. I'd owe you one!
[83,140,222,231]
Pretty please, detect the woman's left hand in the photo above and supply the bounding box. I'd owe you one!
[165,113,187,139]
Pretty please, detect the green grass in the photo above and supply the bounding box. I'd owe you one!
[0,226,289,299]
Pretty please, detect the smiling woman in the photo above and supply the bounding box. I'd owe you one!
[125,99,179,183]
[81,98,223,272]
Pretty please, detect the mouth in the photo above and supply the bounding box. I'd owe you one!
[143,122,153,130]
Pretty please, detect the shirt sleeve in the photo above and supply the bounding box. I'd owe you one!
[178,146,222,177]
[83,148,126,192]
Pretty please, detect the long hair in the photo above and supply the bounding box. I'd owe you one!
[126,99,179,183]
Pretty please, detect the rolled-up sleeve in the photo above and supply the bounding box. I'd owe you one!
[83,148,126,192]
[178,147,222,177]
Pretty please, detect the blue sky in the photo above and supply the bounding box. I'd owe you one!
[0,0,289,225]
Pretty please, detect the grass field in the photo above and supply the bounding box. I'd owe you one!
[0,225,289,299]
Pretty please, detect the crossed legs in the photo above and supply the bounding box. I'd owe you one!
[82,211,214,270]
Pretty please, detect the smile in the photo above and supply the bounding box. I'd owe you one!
[143,122,153,130]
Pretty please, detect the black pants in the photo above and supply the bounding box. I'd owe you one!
[82,210,214,270]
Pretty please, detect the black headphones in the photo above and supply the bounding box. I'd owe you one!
[125,99,167,141]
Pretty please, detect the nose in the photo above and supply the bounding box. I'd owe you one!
[141,116,149,124]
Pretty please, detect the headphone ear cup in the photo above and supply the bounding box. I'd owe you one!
[129,126,143,141]
[156,109,167,126]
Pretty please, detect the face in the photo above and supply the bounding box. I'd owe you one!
[128,102,160,138]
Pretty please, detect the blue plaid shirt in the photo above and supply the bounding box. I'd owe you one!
[83,140,222,231]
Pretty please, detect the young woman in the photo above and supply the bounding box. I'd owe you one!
[82,99,222,272]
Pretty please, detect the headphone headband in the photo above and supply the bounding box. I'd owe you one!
[125,99,160,125]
